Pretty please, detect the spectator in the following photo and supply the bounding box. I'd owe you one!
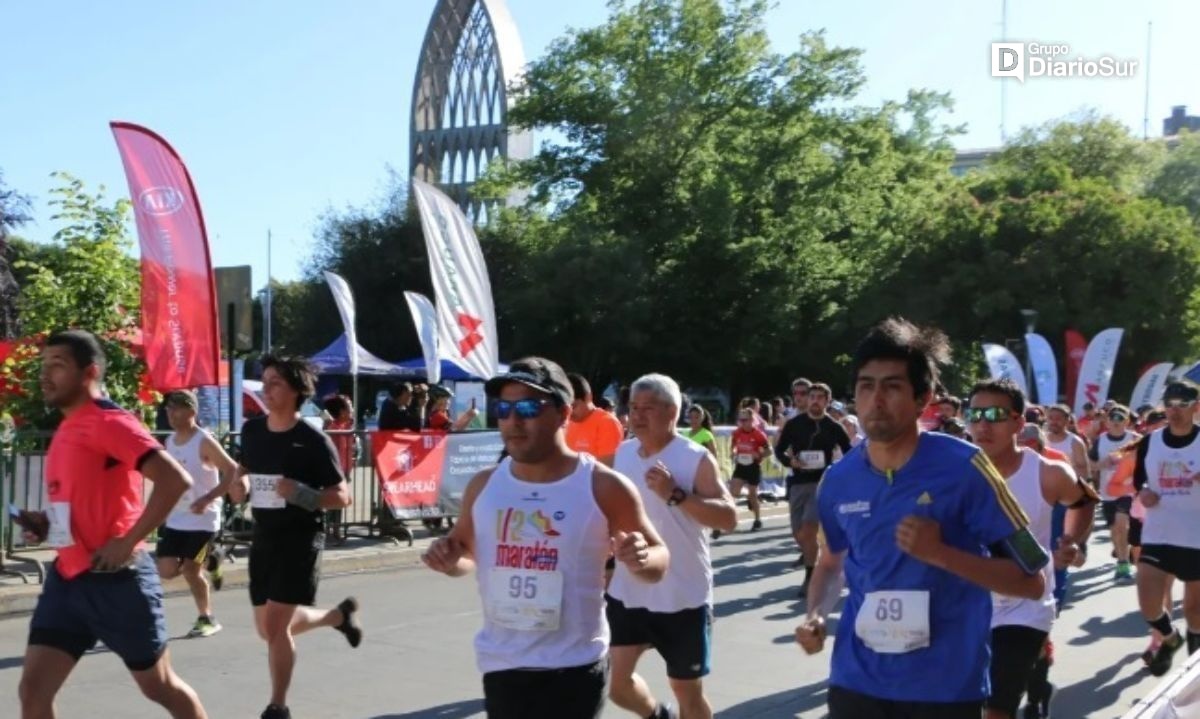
[323,394,355,546]
[378,382,420,431]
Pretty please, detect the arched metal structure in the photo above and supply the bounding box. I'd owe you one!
[410,0,532,222]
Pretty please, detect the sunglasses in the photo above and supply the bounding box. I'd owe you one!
[495,398,554,420]
[1165,399,1197,409]
[965,406,1017,424]
[1107,413,1128,422]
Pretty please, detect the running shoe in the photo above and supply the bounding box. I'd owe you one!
[186,615,222,638]
[710,529,722,540]
[260,704,290,719]
[335,596,363,648]
[207,550,224,591]
[1148,631,1184,676]
[1142,640,1161,666]
[751,519,763,532]
[1114,562,1133,581]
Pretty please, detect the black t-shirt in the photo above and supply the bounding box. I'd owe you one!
[239,416,344,535]
[773,413,853,486]
[378,401,421,431]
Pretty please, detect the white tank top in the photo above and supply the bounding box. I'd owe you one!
[1141,430,1200,550]
[991,448,1056,632]
[1096,433,1131,500]
[1045,434,1077,462]
[165,429,222,532]
[471,454,611,673]
[609,435,712,612]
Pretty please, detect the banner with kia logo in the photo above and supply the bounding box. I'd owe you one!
[111,122,220,390]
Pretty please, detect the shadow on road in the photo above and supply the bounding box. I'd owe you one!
[1067,610,1149,646]
[0,654,24,671]
[715,680,829,718]
[1051,651,1145,718]
[368,699,484,718]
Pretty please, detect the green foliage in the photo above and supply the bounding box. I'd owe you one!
[1147,131,1200,227]
[1,173,151,428]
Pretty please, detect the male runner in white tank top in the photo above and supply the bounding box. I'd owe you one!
[966,380,1098,719]
[422,357,669,719]
[1044,405,1090,486]
[156,390,240,638]
[608,373,738,719]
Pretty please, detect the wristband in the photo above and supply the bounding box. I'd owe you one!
[287,484,322,512]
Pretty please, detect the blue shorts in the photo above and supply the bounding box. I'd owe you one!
[606,595,712,679]
[28,551,167,671]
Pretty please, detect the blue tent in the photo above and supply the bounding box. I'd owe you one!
[394,357,498,382]
[308,334,418,377]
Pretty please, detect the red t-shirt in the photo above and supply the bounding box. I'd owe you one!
[730,427,770,463]
[45,399,162,579]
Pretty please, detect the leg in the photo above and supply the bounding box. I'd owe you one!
[746,483,760,523]
[985,626,1046,719]
[1183,580,1200,653]
[1113,512,1130,565]
[827,685,889,719]
[156,556,182,581]
[728,478,745,502]
[129,648,207,719]
[19,645,77,719]
[179,560,211,617]
[667,677,712,719]
[608,644,656,717]
[260,601,300,707]
[1138,560,1171,622]
[288,604,344,636]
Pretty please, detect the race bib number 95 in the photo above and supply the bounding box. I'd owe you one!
[486,567,564,632]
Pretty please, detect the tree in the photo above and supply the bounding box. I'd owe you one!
[0,169,32,339]
[0,173,150,428]
[1147,131,1200,227]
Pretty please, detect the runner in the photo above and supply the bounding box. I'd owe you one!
[1091,404,1140,580]
[608,373,738,719]
[795,318,1049,719]
[787,378,813,421]
[773,381,852,595]
[566,372,626,466]
[17,330,208,719]
[157,390,240,638]
[680,405,717,457]
[227,355,362,719]
[1132,382,1200,676]
[966,379,1098,719]
[422,357,668,719]
[724,407,772,536]
[1044,405,1090,486]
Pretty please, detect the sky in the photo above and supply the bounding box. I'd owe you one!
[3,0,1197,287]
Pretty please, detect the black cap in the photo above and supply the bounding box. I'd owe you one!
[1163,382,1199,402]
[485,357,574,406]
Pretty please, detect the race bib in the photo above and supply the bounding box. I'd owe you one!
[736,453,755,466]
[249,474,287,510]
[486,567,564,631]
[799,451,826,470]
[47,501,74,548]
[855,590,930,654]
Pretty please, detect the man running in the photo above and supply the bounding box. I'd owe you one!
[1044,405,1090,485]
[966,380,1098,719]
[17,330,208,719]
[724,407,771,536]
[228,355,362,719]
[608,373,738,719]
[1133,382,1200,676]
[1091,404,1140,581]
[774,381,852,595]
[157,390,240,638]
[422,357,668,719]
[795,318,1048,719]
[566,372,626,466]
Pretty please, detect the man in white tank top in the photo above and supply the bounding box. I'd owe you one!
[422,357,668,719]
[156,390,240,639]
[1132,382,1200,677]
[1044,405,1091,487]
[967,380,1098,719]
[608,373,738,719]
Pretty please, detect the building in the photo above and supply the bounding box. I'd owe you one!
[1163,105,1200,137]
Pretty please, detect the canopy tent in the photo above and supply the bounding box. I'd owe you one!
[393,357,499,382]
[308,333,417,377]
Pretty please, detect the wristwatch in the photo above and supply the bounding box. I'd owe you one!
[667,487,687,506]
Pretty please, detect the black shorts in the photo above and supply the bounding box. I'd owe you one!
[155,526,214,563]
[828,685,982,719]
[249,531,324,606]
[1129,516,1144,548]
[1101,497,1133,526]
[606,595,711,679]
[482,658,609,719]
[987,625,1049,715]
[1139,544,1200,582]
[28,552,167,671]
[731,462,762,486]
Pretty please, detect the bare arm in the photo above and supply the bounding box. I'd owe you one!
[666,454,738,532]
[805,545,846,621]
[93,450,192,570]
[422,469,488,577]
[594,466,669,582]
[193,434,242,508]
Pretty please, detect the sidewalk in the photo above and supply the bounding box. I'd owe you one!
[0,502,791,617]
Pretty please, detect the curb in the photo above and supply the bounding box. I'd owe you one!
[0,506,791,619]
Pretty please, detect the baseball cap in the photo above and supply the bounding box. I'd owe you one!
[164,389,198,409]
[485,357,574,406]
[1163,382,1199,402]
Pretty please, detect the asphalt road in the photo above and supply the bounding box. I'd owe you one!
[0,519,1175,718]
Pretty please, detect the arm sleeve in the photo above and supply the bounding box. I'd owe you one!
[964,450,1031,545]
[1133,435,1152,492]
[102,411,167,470]
[816,474,848,553]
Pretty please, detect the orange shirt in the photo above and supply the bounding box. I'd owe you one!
[566,408,625,459]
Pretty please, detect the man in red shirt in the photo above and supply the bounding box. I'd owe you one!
[726,408,772,536]
[17,330,208,718]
